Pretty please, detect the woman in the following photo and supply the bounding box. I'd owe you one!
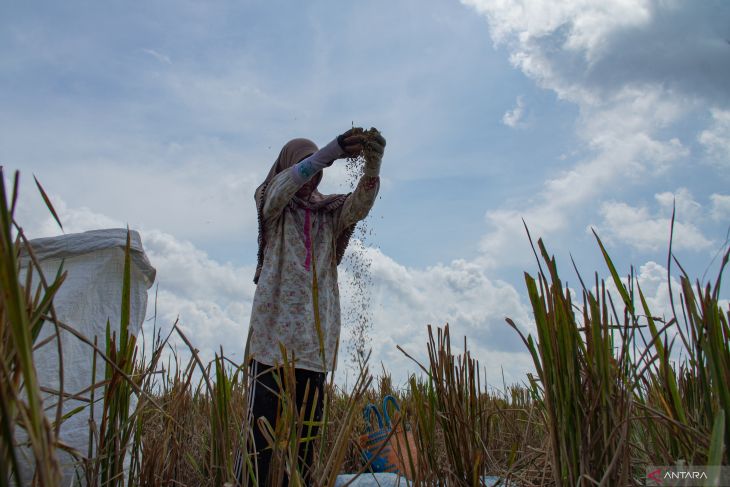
[237,127,386,485]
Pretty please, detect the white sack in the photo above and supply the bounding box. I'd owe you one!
[17,228,155,484]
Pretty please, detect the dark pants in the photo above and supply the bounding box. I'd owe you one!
[236,360,325,486]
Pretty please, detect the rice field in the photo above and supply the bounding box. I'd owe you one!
[2,169,728,486]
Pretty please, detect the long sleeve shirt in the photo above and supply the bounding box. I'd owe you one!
[248,156,380,372]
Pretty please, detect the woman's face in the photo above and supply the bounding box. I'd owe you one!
[295,172,322,200]
[291,153,322,200]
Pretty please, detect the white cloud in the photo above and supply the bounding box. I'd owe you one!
[464,0,653,68]
[710,194,730,222]
[478,90,689,268]
[338,246,534,386]
[633,261,682,322]
[143,229,255,305]
[11,135,263,245]
[502,95,526,128]
[654,187,703,221]
[602,260,730,368]
[699,108,730,167]
[600,260,683,361]
[463,0,730,105]
[37,200,123,237]
[141,48,172,65]
[119,226,255,369]
[594,189,714,252]
[19,196,255,364]
[461,0,650,104]
[460,0,728,269]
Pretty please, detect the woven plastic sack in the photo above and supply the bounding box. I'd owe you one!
[358,396,418,478]
[381,395,418,479]
[17,229,155,484]
[358,403,398,473]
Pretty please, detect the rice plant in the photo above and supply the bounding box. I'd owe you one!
[0,169,64,487]
[505,225,729,486]
[506,233,636,486]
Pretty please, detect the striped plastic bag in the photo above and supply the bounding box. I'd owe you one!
[358,396,418,477]
[381,395,418,479]
[359,403,398,473]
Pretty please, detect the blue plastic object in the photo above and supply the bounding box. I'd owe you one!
[361,402,396,472]
[382,395,400,428]
[362,403,384,433]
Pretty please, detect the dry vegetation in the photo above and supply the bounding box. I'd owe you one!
[2,168,729,486]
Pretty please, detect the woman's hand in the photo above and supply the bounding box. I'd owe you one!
[363,129,386,176]
[364,130,386,164]
[337,128,365,158]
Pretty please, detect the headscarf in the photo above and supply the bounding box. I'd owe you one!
[253,138,356,284]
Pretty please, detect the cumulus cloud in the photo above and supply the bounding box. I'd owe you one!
[462,0,730,105]
[142,229,256,362]
[710,194,730,222]
[479,90,689,268]
[699,108,730,167]
[632,261,680,321]
[19,195,253,363]
[594,189,714,252]
[34,199,123,237]
[460,0,727,268]
[654,187,703,221]
[595,202,705,252]
[502,95,527,128]
[603,259,730,370]
[600,261,683,363]
[337,243,535,386]
[10,135,263,246]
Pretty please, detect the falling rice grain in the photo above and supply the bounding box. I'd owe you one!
[342,127,381,371]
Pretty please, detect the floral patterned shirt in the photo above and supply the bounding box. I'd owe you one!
[248,167,380,372]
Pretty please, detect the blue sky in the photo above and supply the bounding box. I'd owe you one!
[3,0,729,386]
